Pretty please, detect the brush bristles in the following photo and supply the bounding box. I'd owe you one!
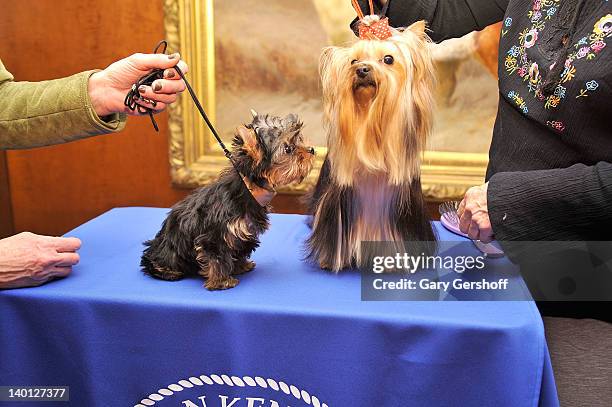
[438,200,461,224]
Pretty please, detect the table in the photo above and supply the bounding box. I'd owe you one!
[0,208,559,407]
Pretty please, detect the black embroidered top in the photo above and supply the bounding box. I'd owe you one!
[356,0,612,243]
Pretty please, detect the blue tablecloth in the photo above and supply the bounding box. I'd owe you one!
[0,208,559,407]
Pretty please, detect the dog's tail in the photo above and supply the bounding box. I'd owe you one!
[140,240,156,275]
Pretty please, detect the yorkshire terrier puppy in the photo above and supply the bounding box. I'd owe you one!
[307,21,437,272]
[142,112,315,290]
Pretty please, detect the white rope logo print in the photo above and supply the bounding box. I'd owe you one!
[134,373,330,407]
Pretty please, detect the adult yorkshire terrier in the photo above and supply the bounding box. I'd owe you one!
[142,113,315,290]
[307,20,437,272]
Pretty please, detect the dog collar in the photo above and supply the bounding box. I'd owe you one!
[242,176,276,207]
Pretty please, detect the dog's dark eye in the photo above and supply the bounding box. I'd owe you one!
[383,55,394,65]
[284,144,294,154]
[351,59,358,65]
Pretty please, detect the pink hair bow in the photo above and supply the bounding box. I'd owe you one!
[352,0,393,40]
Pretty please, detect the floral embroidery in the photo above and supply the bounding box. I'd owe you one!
[576,80,599,99]
[586,80,599,91]
[528,62,540,83]
[524,29,539,48]
[505,54,518,74]
[564,14,611,65]
[593,14,612,36]
[561,65,576,82]
[544,95,561,108]
[591,39,606,52]
[546,120,566,132]
[502,17,513,37]
[576,46,590,58]
[508,91,529,114]
[505,4,610,110]
[505,0,561,109]
[553,84,566,98]
[576,80,600,98]
[508,45,520,57]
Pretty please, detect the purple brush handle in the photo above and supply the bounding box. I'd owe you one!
[440,213,505,258]
[440,213,463,235]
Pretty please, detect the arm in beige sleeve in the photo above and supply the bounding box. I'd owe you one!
[0,59,126,150]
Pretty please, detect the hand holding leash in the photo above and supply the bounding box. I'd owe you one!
[89,44,188,121]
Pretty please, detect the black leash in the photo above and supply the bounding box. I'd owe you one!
[123,40,274,204]
[124,41,235,163]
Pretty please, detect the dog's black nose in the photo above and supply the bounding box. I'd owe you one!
[356,66,370,78]
[308,147,315,155]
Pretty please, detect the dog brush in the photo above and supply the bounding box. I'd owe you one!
[439,201,505,258]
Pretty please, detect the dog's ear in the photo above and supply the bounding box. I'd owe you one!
[284,113,298,123]
[320,46,346,102]
[319,46,343,78]
[320,46,338,63]
[236,125,263,163]
[404,20,428,38]
[283,113,304,137]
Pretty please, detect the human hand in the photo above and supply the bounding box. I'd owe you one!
[88,53,189,117]
[0,232,81,289]
[457,182,494,243]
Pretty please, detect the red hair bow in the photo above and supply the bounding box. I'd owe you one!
[352,0,393,40]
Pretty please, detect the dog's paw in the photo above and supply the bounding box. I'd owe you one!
[206,277,240,290]
[150,264,184,281]
[161,272,184,281]
[234,260,256,275]
[243,260,256,272]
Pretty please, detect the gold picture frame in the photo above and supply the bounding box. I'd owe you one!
[163,0,488,199]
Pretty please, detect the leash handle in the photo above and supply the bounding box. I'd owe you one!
[123,41,169,132]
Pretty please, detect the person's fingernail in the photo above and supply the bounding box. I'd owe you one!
[154,82,162,92]
[139,85,146,94]
[165,70,175,78]
[168,53,180,60]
